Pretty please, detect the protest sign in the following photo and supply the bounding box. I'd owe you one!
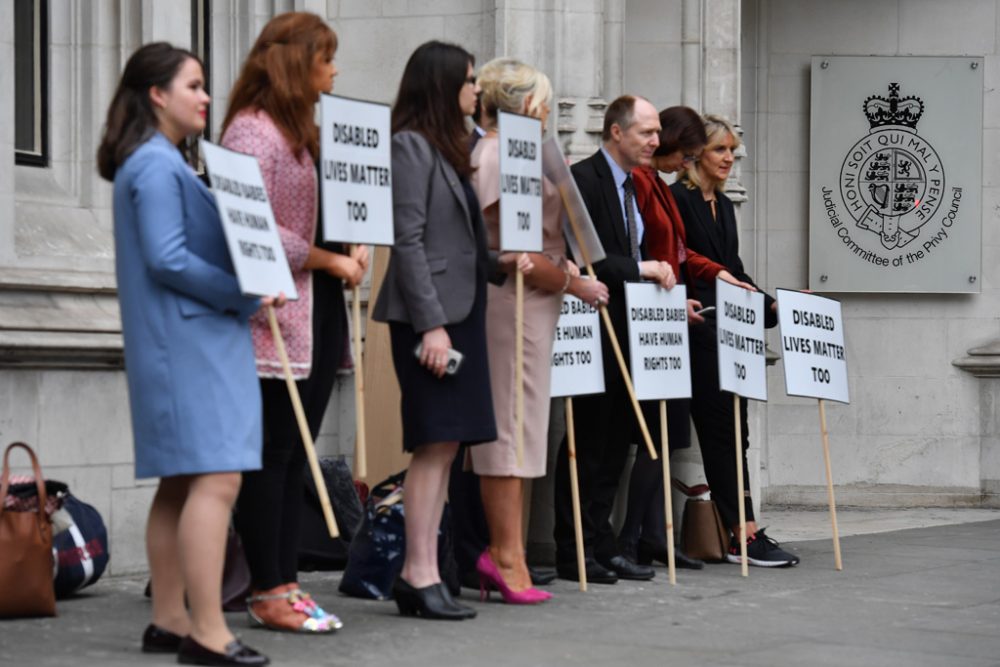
[776,289,849,404]
[319,94,393,246]
[550,294,605,398]
[498,111,543,252]
[625,283,691,401]
[715,278,767,401]
[540,138,605,266]
[200,140,297,300]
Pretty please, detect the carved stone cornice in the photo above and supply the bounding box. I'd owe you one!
[953,340,1000,378]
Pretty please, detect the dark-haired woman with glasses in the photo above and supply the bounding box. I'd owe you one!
[372,40,530,620]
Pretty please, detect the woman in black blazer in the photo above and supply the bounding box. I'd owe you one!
[670,114,799,568]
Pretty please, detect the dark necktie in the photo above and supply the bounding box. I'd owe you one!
[623,175,640,260]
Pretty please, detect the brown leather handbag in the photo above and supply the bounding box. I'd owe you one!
[679,498,731,562]
[0,442,57,618]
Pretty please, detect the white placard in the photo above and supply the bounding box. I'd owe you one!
[716,278,766,401]
[319,94,393,246]
[540,137,606,266]
[550,293,605,398]
[200,140,298,300]
[776,289,850,404]
[625,283,691,401]
[497,111,543,252]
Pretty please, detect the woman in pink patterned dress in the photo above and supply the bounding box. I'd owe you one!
[220,12,369,634]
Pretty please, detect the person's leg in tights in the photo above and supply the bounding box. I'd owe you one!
[147,476,192,639]
[480,476,530,590]
[401,441,460,587]
[179,473,243,652]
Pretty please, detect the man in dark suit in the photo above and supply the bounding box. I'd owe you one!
[553,95,677,583]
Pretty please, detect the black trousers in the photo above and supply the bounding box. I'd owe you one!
[688,322,754,530]
[234,272,347,590]
[448,449,490,578]
[618,398,691,551]
[553,362,641,563]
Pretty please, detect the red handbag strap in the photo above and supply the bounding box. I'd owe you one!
[0,442,49,530]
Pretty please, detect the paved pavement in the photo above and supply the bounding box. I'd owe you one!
[1,508,998,667]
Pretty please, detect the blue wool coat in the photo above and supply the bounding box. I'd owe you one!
[113,132,262,478]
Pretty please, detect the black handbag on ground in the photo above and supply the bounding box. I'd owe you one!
[339,470,458,600]
[298,456,364,571]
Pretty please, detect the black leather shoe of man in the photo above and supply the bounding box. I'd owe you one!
[177,637,269,666]
[529,566,557,586]
[602,555,655,581]
[674,550,705,570]
[556,557,618,584]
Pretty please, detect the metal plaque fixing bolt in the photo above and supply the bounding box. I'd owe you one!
[821,61,829,69]
[969,276,977,283]
[820,274,828,282]
[971,62,979,70]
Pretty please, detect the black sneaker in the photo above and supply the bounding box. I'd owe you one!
[727,528,800,567]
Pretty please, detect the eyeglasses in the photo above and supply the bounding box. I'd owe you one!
[681,152,700,164]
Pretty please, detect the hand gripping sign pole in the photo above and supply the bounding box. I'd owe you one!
[550,293,605,592]
[625,282,692,585]
[320,94,395,480]
[715,277,768,576]
[200,140,339,538]
[542,138,657,461]
[498,111,545,469]
[776,288,850,570]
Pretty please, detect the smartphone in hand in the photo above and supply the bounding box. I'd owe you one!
[413,343,465,375]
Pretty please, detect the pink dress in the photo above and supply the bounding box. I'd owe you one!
[468,134,565,478]
[221,110,316,379]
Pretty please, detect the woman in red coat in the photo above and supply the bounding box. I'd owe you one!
[618,106,752,568]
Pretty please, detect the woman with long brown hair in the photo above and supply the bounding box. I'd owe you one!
[221,11,368,633]
[372,41,530,620]
[98,42,270,665]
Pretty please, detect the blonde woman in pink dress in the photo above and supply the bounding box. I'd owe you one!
[469,58,609,603]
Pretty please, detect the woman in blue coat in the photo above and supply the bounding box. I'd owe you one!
[97,42,272,666]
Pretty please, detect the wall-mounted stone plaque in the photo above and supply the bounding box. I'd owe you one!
[809,56,982,293]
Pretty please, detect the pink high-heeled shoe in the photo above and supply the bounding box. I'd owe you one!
[476,550,553,605]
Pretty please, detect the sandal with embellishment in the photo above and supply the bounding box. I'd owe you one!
[285,583,343,630]
[247,584,338,634]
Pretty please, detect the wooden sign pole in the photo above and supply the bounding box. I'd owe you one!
[565,397,587,592]
[818,399,843,570]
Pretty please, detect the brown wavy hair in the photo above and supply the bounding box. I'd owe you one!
[221,12,337,160]
[391,41,475,177]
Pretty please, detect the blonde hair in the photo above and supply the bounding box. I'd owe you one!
[476,58,552,127]
[679,113,741,191]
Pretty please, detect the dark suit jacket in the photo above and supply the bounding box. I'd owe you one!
[570,149,640,348]
[670,181,777,328]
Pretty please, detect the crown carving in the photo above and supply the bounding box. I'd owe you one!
[863,83,924,130]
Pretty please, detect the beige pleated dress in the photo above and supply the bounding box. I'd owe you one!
[468,133,565,478]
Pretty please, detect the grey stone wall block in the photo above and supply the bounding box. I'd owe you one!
[898,0,997,56]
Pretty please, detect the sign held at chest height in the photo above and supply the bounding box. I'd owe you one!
[200,140,298,300]
[625,283,691,401]
[550,293,605,398]
[320,94,393,246]
[715,278,766,401]
[776,289,849,404]
[498,111,543,253]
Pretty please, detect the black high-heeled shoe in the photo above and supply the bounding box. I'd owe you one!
[392,578,476,620]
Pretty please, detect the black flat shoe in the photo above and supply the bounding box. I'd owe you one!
[392,578,475,620]
[556,557,618,584]
[140,624,183,654]
[529,566,557,586]
[177,636,269,666]
[603,555,655,581]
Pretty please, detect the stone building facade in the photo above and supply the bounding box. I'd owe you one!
[1,0,997,574]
